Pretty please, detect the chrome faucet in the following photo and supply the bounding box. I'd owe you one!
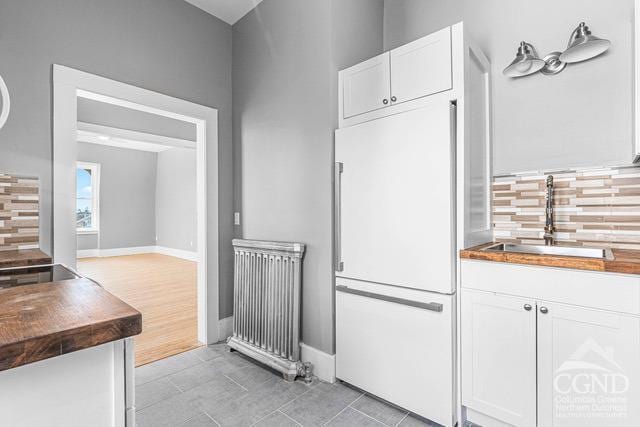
[543,175,555,246]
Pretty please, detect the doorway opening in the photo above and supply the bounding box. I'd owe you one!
[53,65,220,366]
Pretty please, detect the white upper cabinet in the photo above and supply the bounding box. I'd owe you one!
[338,26,457,128]
[341,52,391,119]
[390,27,452,106]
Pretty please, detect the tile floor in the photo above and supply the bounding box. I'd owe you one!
[135,343,441,427]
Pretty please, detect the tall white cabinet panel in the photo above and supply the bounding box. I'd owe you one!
[341,52,391,119]
[335,100,454,293]
[336,278,454,427]
[461,290,537,427]
[537,302,640,426]
[390,27,452,105]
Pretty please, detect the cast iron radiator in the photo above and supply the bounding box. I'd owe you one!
[227,239,312,382]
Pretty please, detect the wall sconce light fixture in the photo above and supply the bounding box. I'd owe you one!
[0,75,9,130]
[503,22,610,78]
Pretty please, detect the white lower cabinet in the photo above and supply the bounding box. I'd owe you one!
[462,287,640,427]
[537,302,640,426]
[461,290,537,427]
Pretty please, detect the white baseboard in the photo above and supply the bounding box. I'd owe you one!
[76,245,197,261]
[99,246,157,257]
[77,246,155,258]
[300,343,336,383]
[77,249,100,258]
[154,246,198,262]
[218,316,234,341]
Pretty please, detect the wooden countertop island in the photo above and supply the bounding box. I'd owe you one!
[461,242,640,275]
[0,277,141,372]
[0,249,52,268]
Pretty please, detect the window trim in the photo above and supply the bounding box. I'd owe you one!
[76,161,100,233]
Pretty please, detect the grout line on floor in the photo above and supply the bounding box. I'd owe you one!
[349,405,388,426]
[348,392,366,408]
[223,373,249,392]
[166,375,185,393]
[278,410,303,426]
[203,411,222,427]
[394,413,409,427]
[321,391,365,426]
[250,383,315,426]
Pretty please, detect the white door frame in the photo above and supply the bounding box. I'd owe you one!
[53,64,219,344]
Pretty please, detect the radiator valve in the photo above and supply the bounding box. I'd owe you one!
[298,362,313,384]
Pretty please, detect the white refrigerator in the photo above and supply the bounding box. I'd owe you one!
[335,100,457,426]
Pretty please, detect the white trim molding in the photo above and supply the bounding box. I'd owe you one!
[77,121,196,153]
[154,246,198,262]
[53,64,220,345]
[77,245,197,261]
[300,343,336,383]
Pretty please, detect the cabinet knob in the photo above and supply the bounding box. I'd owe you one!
[540,306,549,314]
[391,96,397,102]
[383,99,389,105]
[524,304,532,311]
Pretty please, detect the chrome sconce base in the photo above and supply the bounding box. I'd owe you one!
[540,52,567,76]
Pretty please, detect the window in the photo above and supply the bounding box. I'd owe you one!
[76,162,100,233]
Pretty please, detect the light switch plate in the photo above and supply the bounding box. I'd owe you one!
[234,212,241,225]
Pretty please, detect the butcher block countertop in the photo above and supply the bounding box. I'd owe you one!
[0,249,52,268]
[0,277,141,372]
[461,242,640,275]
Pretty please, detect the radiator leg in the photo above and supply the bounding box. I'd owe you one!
[226,337,236,352]
[284,373,297,382]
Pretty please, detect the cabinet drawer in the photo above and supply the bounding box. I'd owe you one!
[390,27,452,105]
[336,278,454,426]
[461,260,640,315]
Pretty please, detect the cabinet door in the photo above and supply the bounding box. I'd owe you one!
[461,290,537,427]
[537,302,640,426]
[341,52,390,119]
[390,27,452,105]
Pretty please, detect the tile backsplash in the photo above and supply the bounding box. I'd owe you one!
[492,165,640,250]
[0,174,39,251]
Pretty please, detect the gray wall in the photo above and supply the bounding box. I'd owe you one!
[77,142,157,250]
[383,0,634,174]
[0,0,233,319]
[233,0,383,354]
[156,148,197,252]
[77,233,99,251]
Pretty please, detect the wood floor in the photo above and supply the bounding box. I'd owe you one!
[77,253,201,366]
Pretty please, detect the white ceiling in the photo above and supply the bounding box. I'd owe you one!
[183,0,264,25]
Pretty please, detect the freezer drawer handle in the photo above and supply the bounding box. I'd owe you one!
[336,285,443,312]
[334,162,344,272]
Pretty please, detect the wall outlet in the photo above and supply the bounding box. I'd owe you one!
[234,212,241,226]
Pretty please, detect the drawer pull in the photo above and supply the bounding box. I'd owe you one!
[336,285,443,312]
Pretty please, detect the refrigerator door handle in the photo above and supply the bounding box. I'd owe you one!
[336,285,444,312]
[335,162,344,272]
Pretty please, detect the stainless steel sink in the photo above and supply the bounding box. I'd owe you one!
[484,243,613,259]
